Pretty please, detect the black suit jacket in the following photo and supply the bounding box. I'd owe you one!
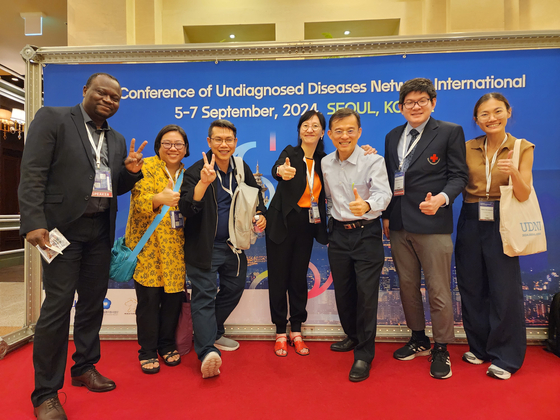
[18,104,142,243]
[266,145,328,245]
[382,117,468,234]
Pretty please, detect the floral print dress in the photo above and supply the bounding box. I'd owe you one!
[125,155,185,293]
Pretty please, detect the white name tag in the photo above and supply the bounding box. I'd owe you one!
[478,201,495,221]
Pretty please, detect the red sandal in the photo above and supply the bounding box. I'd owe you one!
[274,334,288,357]
[289,332,310,356]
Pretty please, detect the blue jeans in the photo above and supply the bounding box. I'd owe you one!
[186,241,247,361]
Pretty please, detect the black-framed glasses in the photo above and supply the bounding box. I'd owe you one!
[402,98,431,109]
[211,137,236,145]
[161,142,185,150]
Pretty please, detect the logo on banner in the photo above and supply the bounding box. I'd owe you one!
[125,298,138,315]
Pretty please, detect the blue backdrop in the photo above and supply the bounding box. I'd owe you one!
[43,48,560,326]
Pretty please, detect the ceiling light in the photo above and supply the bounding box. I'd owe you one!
[344,30,350,35]
[229,34,235,39]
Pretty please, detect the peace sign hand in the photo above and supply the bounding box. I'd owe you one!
[125,138,148,173]
[200,152,217,185]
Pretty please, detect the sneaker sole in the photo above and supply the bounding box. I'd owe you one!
[214,343,240,351]
[486,369,511,380]
[462,354,484,365]
[394,349,431,361]
[430,369,452,379]
[201,353,222,379]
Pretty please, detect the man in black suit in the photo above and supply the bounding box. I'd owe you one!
[382,78,468,379]
[18,73,146,419]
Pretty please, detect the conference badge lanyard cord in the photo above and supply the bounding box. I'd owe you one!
[85,123,112,197]
[164,166,184,229]
[394,128,423,196]
[479,134,508,221]
[305,157,321,224]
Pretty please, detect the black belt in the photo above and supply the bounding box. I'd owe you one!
[333,218,377,230]
[82,210,109,218]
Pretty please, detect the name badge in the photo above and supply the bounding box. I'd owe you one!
[170,211,184,228]
[309,202,321,224]
[394,171,405,196]
[91,169,113,197]
[478,201,495,221]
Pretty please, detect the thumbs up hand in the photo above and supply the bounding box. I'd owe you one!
[277,156,297,181]
[349,187,370,217]
[419,191,445,215]
[153,178,180,209]
[496,149,516,175]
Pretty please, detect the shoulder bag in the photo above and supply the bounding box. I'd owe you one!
[110,171,183,282]
[499,139,547,257]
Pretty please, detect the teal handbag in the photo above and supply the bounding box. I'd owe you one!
[109,171,183,282]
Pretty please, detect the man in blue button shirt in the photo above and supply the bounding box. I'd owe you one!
[179,119,267,379]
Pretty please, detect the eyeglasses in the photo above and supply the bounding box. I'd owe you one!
[161,142,185,150]
[477,109,506,122]
[402,98,431,109]
[211,137,236,145]
[301,123,322,132]
[332,129,357,137]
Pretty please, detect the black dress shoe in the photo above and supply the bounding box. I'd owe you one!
[349,360,371,382]
[71,367,116,392]
[330,337,358,352]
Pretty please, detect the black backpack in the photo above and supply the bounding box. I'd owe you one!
[545,292,560,357]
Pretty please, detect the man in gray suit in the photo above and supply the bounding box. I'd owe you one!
[19,73,146,420]
[382,78,468,380]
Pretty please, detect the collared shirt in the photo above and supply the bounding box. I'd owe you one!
[397,119,430,164]
[80,104,111,213]
[322,145,392,222]
[397,118,449,205]
[463,133,534,203]
[214,162,238,242]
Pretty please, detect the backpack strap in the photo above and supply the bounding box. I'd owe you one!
[233,156,245,184]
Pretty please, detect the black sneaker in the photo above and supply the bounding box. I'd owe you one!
[429,347,452,379]
[393,337,431,361]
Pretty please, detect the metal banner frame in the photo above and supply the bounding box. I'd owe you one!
[9,30,558,352]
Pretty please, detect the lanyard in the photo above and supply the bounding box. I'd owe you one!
[216,165,233,196]
[84,122,105,169]
[164,166,181,188]
[304,157,316,202]
[398,128,423,171]
[484,134,508,198]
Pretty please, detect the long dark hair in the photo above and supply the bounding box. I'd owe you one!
[297,110,326,156]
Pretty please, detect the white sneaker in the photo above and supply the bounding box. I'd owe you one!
[486,364,511,380]
[201,352,222,379]
[215,336,240,351]
[462,351,485,365]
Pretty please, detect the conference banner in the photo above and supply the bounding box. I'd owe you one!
[43,48,560,329]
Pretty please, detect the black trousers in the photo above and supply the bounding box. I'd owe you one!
[32,213,111,407]
[266,209,315,334]
[327,218,384,363]
[134,281,183,360]
[456,202,526,374]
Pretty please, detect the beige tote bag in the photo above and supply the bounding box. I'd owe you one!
[499,138,547,257]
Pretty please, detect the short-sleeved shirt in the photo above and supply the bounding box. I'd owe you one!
[463,133,534,203]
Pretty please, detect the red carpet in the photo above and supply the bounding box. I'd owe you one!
[2,341,559,419]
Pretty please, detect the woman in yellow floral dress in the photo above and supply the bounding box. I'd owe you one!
[125,124,189,373]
